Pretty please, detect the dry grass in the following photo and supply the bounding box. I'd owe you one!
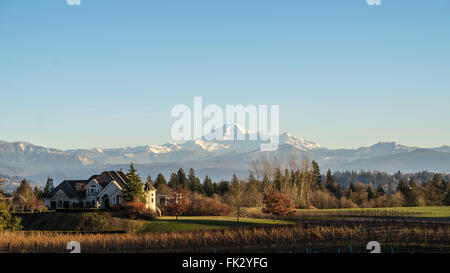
[1,223,449,253]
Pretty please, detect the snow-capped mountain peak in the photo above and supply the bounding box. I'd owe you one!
[279,132,321,150]
[203,123,256,141]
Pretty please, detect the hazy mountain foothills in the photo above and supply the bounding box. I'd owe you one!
[0,125,449,187]
[0,173,39,193]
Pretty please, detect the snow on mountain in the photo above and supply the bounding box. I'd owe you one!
[0,173,39,193]
[1,127,450,185]
[0,141,84,178]
[356,142,416,156]
[433,145,450,153]
[181,140,230,152]
[185,124,320,153]
[68,124,321,162]
[279,132,321,151]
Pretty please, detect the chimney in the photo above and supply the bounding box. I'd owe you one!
[49,178,54,191]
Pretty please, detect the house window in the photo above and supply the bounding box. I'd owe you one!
[63,201,69,208]
[51,201,56,209]
[151,198,154,203]
[91,200,95,206]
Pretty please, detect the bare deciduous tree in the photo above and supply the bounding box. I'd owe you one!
[226,174,245,223]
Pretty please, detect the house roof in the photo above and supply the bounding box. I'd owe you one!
[47,180,88,199]
[46,171,130,200]
[87,171,128,189]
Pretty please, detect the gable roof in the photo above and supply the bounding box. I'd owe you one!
[87,171,129,189]
[46,170,129,200]
[47,180,88,199]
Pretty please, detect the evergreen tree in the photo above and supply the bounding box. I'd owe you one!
[367,187,375,201]
[188,168,204,194]
[154,173,167,188]
[335,184,345,199]
[444,190,450,206]
[215,180,230,196]
[397,179,410,197]
[33,186,43,200]
[262,173,272,194]
[168,172,178,188]
[425,174,446,205]
[43,177,52,197]
[325,170,337,194]
[407,178,420,206]
[177,168,189,190]
[0,198,22,231]
[376,185,385,197]
[203,176,214,197]
[445,180,450,206]
[244,172,262,207]
[273,168,282,192]
[123,163,145,202]
[311,161,323,191]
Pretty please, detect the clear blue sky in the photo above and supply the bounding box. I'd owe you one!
[0,0,449,150]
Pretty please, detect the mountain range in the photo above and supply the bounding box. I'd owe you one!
[1,124,449,187]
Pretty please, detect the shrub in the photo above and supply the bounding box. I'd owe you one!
[185,193,231,216]
[123,202,146,209]
[338,197,358,208]
[310,190,339,209]
[77,212,120,232]
[110,204,122,213]
[262,190,295,216]
[373,192,405,208]
[116,205,157,221]
[77,212,143,232]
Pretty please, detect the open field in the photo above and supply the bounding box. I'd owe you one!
[5,207,449,253]
[1,222,449,253]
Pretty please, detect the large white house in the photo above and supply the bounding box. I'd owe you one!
[44,170,157,211]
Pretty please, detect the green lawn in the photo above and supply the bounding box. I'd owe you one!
[298,206,450,218]
[139,216,293,233]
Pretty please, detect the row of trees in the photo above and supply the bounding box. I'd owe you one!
[144,155,450,218]
[397,174,450,206]
[149,168,230,197]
